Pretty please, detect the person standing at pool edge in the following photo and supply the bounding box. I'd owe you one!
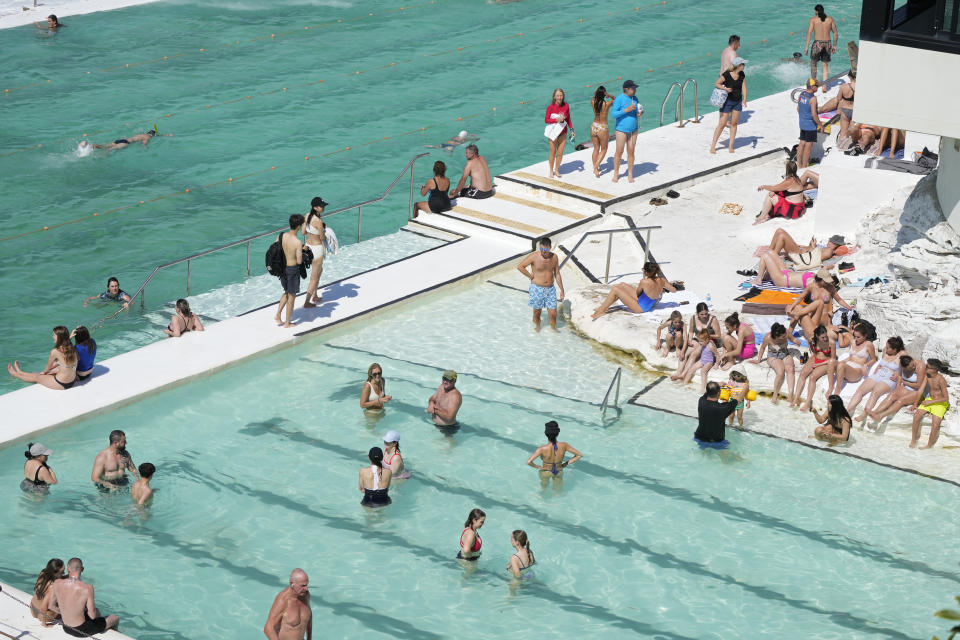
[517,237,565,331]
[427,370,462,426]
[797,78,821,168]
[275,214,305,328]
[710,57,748,154]
[610,80,641,183]
[694,381,738,446]
[263,568,312,640]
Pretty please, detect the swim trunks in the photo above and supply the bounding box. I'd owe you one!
[917,398,949,419]
[694,437,730,449]
[528,283,557,310]
[811,40,832,63]
[799,129,817,142]
[458,187,493,199]
[63,613,107,637]
[282,265,300,295]
[94,475,130,492]
[113,139,129,145]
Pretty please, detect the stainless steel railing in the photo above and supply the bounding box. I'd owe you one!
[557,225,661,284]
[122,153,428,311]
[600,367,622,417]
[661,78,700,127]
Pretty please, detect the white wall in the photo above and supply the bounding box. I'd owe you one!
[937,136,960,231]
[856,41,960,139]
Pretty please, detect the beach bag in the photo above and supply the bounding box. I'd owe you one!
[544,122,565,141]
[709,87,728,108]
[301,245,314,269]
[265,234,285,276]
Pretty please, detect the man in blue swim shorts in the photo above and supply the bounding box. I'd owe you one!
[517,237,565,331]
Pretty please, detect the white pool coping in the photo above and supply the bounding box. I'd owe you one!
[0,581,132,640]
[0,0,156,28]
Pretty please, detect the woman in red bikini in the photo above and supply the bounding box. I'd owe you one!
[791,325,837,411]
[458,508,486,564]
[753,160,809,225]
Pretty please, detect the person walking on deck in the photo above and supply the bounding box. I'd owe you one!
[805,4,839,83]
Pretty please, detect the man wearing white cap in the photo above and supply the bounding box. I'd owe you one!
[382,431,409,478]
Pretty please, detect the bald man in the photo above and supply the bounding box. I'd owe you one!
[264,569,312,640]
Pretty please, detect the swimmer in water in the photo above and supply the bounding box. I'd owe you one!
[457,508,485,576]
[425,130,479,152]
[381,430,410,479]
[35,15,62,30]
[76,141,93,157]
[93,129,173,155]
[525,420,582,488]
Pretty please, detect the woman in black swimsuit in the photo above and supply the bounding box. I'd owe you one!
[164,298,204,337]
[8,326,78,390]
[413,161,452,218]
[22,442,57,493]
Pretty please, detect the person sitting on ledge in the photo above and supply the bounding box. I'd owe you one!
[49,558,120,638]
[760,228,845,270]
[865,356,926,424]
[30,558,64,626]
[753,160,810,225]
[811,394,851,444]
[450,144,493,199]
[910,358,950,449]
[8,326,78,390]
[718,312,756,370]
[72,326,97,382]
[164,298,204,337]
[590,261,676,319]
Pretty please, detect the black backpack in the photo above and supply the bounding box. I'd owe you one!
[265,234,285,276]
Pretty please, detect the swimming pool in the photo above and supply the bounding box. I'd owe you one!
[0,0,861,392]
[1,282,956,639]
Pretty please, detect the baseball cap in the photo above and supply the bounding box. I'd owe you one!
[622,79,638,89]
[828,234,845,245]
[382,430,400,444]
[732,56,748,66]
[29,443,53,457]
[310,196,329,208]
[442,370,457,382]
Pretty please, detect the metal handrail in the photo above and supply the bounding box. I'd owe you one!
[557,225,662,284]
[125,152,428,311]
[660,81,682,127]
[679,78,700,126]
[600,367,622,417]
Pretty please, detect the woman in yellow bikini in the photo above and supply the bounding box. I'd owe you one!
[589,86,614,177]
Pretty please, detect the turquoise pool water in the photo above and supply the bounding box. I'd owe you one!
[1,283,957,639]
[0,0,861,393]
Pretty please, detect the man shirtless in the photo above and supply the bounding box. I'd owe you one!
[760,229,845,271]
[131,462,155,507]
[275,214,305,328]
[263,568,312,640]
[911,359,951,449]
[526,420,583,488]
[427,370,462,426]
[517,237,565,331]
[91,429,138,491]
[805,4,839,82]
[93,129,173,155]
[49,558,120,638]
[450,144,493,199]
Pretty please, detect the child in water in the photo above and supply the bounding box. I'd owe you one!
[655,310,685,358]
[724,370,750,427]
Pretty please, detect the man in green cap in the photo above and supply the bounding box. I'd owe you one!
[427,370,462,426]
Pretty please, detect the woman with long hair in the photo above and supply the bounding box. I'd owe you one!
[545,88,573,178]
[827,325,876,396]
[382,430,409,479]
[72,326,97,381]
[8,326,78,390]
[753,160,807,225]
[30,558,65,625]
[164,299,204,337]
[748,322,802,404]
[358,447,392,507]
[506,530,535,578]
[848,336,908,419]
[302,196,329,307]
[22,442,57,493]
[709,58,747,154]
[590,261,676,319]
[791,324,838,411]
[812,395,851,443]
[458,508,486,561]
[413,161,452,218]
[360,363,392,412]
[589,86,613,177]
[719,312,756,369]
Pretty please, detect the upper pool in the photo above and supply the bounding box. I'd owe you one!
[0,0,860,392]
[1,282,956,639]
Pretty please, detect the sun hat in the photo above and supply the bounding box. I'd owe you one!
[806,77,819,88]
[732,56,748,66]
[442,370,457,382]
[828,234,845,245]
[383,430,400,444]
[622,79,638,89]
[29,443,53,457]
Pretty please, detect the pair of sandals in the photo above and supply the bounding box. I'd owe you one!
[736,269,758,277]
[649,190,680,206]
[863,277,884,287]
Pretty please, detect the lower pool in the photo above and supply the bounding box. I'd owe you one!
[1,283,957,639]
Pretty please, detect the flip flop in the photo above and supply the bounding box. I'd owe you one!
[649,197,668,206]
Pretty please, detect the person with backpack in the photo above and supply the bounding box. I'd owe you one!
[270,214,305,328]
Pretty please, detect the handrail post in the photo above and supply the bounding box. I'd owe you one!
[357,206,362,243]
[604,233,613,284]
[409,164,415,220]
[246,241,251,277]
[644,229,651,262]
[141,289,145,309]
[677,83,684,127]
[187,259,191,296]
[660,81,681,126]
[614,371,621,407]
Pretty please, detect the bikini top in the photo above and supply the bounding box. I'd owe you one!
[769,340,789,355]
[26,461,49,486]
[849,342,870,361]
[901,368,918,383]
[460,528,482,552]
[168,315,192,333]
[366,381,381,402]
[694,316,718,335]
[304,215,323,237]
[813,343,832,357]
[384,450,401,469]
[874,356,899,376]
[512,552,529,570]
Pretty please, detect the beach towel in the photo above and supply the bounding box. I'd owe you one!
[608,291,706,322]
[744,314,806,348]
[739,280,803,294]
[742,290,799,305]
[741,302,790,315]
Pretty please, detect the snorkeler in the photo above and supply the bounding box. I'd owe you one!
[525,420,582,487]
[93,129,173,155]
[425,130,479,152]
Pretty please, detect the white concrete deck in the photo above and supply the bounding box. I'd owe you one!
[0,582,132,640]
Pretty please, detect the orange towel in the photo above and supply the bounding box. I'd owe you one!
[744,290,799,305]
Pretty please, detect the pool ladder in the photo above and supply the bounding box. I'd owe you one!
[600,367,622,417]
[659,78,700,127]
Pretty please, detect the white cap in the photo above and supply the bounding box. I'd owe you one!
[731,56,748,66]
[29,443,53,457]
[458,130,468,138]
[382,430,400,444]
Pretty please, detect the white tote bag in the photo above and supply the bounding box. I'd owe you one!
[544,122,566,141]
[709,87,729,108]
